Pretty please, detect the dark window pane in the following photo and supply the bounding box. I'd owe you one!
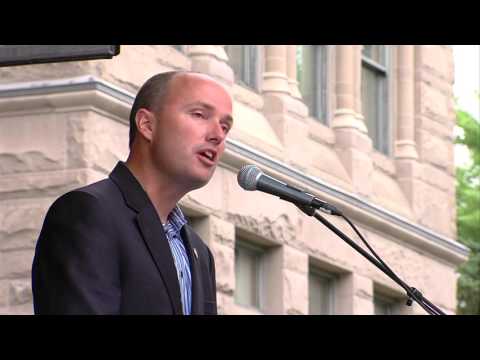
[363,45,386,66]
[171,45,184,52]
[298,45,316,114]
[317,46,328,122]
[362,45,390,155]
[226,45,258,90]
[235,241,262,308]
[297,45,328,124]
[309,270,334,315]
[374,296,393,315]
[362,66,378,144]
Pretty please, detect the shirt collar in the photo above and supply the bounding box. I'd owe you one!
[164,205,187,233]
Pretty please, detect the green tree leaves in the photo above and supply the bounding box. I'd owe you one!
[456,103,480,314]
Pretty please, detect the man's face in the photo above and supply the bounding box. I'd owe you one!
[149,73,233,190]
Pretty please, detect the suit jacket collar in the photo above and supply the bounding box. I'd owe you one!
[109,162,186,314]
[109,161,152,213]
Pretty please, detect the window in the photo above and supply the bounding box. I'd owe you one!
[234,240,264,309]
[171,45,185,53]
[225,45,259,90]
[309,268,335,314]
[361,45,390,155]
[374,299,391,315]
[297,45,329,124]
[374,294,395,315]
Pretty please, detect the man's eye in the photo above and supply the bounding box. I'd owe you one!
[192,111,205,118]
[222,124,231,133]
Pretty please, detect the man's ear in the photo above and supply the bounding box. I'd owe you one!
[135,109,154,142]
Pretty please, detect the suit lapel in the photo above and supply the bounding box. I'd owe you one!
[137,209,183,315]
[109,162,183,315]
[181,225,204,315]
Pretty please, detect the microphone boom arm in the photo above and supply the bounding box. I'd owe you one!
[296,204,446,315]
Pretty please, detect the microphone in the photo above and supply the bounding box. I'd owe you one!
[237,165,341,216]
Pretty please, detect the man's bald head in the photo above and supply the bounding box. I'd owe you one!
[128,71,224,149]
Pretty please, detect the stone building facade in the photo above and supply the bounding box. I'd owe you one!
[0,45,468,314]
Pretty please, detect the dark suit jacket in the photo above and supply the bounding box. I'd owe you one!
[32,162,217,315]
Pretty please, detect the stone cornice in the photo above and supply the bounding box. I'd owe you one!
[0,76,133,121]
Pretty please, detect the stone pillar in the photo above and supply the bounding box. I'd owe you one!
[336,273,374,314]
[408,45,456,237]
[332,45,373,198]
[200,216,236,315]
[262,45,290,95]
[187,45,235,87]
[286,45,302,99]
[354,45,363,118]
[282,245,308,314]
[261,45,309,170]
[395,45,418,160]
[332,45,367,132]
[395,45,422,215]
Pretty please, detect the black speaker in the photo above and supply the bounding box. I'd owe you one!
[0,45,120,67]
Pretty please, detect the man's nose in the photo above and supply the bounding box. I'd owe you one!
[207,121,226,144]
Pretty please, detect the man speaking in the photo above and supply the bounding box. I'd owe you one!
[32,71,234,314]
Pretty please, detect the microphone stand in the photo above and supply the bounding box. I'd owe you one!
[296,204,446,315]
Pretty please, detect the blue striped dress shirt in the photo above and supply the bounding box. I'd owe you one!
[163,206,192,315]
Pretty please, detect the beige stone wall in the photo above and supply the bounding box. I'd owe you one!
[0,45,466,314]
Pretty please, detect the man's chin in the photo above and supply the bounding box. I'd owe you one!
[186,173,214,191]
